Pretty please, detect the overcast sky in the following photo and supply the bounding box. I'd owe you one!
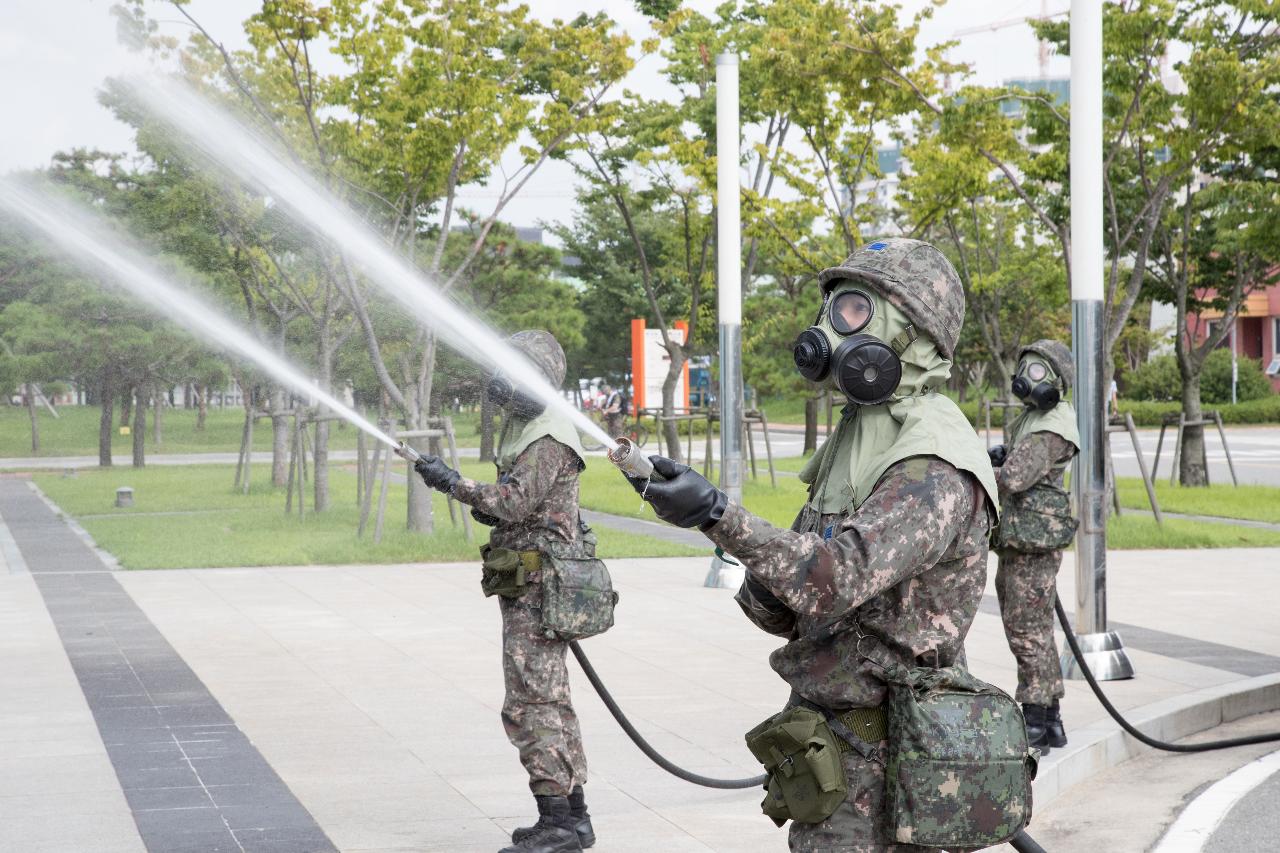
[0,0,1071,232]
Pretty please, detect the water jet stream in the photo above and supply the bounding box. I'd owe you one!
[129,77,617,454]
[0,180,400,451]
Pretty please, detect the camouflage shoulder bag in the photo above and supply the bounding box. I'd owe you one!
[879,662,1037,848]
[539,551,618,641]
[998,481,1077,553]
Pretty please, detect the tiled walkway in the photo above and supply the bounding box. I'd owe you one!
[3,477,1280,852]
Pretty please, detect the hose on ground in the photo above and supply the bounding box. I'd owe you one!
[1055,595,1280,752]
[569,640,767,789]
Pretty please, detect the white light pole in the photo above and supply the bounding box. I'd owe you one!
[1062,0,1134,681]
[706,52,745,589]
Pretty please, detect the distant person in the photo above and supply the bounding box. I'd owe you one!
[401,330,611,853]
[988,339,1080,755]
[601,383,623,438]
[1108,377,1119,420]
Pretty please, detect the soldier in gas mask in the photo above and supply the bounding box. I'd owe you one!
[987,340,1080,754]
[402,330,601,853]
[625,240,1013,850]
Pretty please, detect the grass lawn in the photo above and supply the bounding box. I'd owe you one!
[577,454,1280,549]
[1116,477,1280,525]
[31,462,701,569]
[1,405,355,457]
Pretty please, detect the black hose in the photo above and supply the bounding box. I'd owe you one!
[569,641,767,789]
[1055,596,1280,752]
[1010,829,1049,853]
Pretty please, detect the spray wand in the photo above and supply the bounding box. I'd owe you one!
[393,441,422,464]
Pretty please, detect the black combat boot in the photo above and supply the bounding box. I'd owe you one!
[567,785,595,848]
[1045,698,1068,748]
[1023,703,1051,754]
[501,795,581,853]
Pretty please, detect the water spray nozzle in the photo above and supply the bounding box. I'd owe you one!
[608,437,653,480]
[394,441,422,464]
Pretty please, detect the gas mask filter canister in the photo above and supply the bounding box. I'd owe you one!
[1011,358,1060,411]
[792,286,916,406]
[486,373,546,420]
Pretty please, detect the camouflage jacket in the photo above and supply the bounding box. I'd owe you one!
[452,437,584,555]
[996,432,1076,499]
[704,457,992,710]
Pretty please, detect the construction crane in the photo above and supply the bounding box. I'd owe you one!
[952,1,1069,80]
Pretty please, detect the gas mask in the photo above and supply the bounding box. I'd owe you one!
[486,373,545,420]
[1011,357,1061,411]
[793,284,919,405]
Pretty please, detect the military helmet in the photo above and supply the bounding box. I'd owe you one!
[509,329,566,387]
[1019,339,1074,391]
[816,238,965,359]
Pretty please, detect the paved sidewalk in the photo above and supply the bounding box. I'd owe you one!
[3,478,1280,851]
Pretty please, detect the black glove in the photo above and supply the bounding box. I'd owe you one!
[987,444,1007,467]
[627,455,727,530]
[414,454,461,494]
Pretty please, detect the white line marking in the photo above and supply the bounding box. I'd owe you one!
[1152,747,1280,853]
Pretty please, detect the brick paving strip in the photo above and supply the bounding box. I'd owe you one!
[0,480,337,853]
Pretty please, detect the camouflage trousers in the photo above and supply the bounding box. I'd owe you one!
[499,580,588,796]
[995,549,1065,705]
[788,742,955,852]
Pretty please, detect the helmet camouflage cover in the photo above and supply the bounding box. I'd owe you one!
[817,238,965,359]
[508,329,567,387]
[1019,339,1074,392]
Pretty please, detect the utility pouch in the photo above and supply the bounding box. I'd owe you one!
[539,554,617,641]
[880,663,1038,848]
[744,706,848,827]
[479,545,529,599]
[998,481,1077,553]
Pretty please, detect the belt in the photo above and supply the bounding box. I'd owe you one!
[515,550,542,573]
[834,706,887,749]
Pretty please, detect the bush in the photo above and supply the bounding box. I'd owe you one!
[1122,350,1273,404]
[1201,349,1273,404]
[1123,355,1180,402]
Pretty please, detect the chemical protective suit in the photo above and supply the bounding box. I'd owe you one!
[409,330,598,853]
[988,339,1080,754]
[628,240,1028,852]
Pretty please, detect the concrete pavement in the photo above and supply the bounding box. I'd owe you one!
[4,476,1280,851]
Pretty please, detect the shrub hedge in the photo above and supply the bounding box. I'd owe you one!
[961,395,1280,428]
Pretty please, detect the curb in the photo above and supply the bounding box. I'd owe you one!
[1032,672,1280,808]
[25,480,123,572]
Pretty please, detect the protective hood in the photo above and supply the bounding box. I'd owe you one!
[1006,399,1080,453]
[496,407,587,471]
[799,297,997,518]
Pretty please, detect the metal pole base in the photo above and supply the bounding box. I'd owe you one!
[1060,630,1135,681]
[704,554,745,589]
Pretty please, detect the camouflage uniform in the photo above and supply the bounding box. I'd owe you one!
[995,431,1076,705]
[450,346,589,799]
[707,456,993,852]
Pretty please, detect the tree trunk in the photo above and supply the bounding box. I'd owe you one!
[98,376,114,468]
[406,333,438,534]
[152,387,163,446]
[271,386,289,487]
[120,386,133,427]
[132,387,146,468]
[196,385,208,431]
[803,395,818,455]
[479,393,496,463]
[25,384,39,453]
[1177,361,1209,487]
[659,345,686,463]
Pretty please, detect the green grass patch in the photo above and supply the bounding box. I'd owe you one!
[32,461,700,569]
[1104,513,1280,548]
[1,405,487,461]
[1116,477,1280,525]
